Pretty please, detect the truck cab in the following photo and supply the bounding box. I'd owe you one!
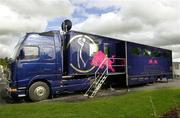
[8,30,90,101]
[9,31,61,101]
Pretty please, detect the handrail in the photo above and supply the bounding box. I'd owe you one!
[94,58,107,79]
[94,57,126,78]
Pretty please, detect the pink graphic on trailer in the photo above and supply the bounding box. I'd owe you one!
[148,59,153,64]
[154,59,158,64]
[148,59,158,65]
[91,51,115,72]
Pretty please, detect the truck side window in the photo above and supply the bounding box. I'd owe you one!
[131,47,141,56]
[43,47,54,60]
[21,46,39,60]
[152,50,161,57]
[163,51,171,58]
[143,49,151,56]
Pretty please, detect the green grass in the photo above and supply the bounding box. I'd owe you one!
[0,88,180,118]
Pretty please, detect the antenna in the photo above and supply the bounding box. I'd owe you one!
[61,19,72,32]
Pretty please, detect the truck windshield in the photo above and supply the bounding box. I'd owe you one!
[12,36,24,60]
[12,32,54,60]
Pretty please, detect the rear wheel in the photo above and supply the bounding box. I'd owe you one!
[28,82,50,102]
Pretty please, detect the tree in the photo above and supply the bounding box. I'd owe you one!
[0,57,11,69]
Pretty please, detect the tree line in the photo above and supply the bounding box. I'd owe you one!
[0,57,11,68]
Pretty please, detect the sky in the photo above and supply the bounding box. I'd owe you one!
[0,0,179,61]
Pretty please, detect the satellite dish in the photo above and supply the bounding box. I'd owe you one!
[61,19,72,32]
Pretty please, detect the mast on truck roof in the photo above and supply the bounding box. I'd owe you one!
[61,19,72,32]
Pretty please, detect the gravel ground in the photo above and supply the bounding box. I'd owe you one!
[43,78,180,103]
[130,78,180,91]
[0,78,180,104]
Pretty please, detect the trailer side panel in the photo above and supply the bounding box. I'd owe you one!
[127,42,172,85]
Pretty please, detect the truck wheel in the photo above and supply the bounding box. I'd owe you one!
[28,82,50,102]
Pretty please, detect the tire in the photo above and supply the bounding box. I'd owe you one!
[28,82,50,102]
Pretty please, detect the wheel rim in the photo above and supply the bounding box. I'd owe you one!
[34,86,46,97]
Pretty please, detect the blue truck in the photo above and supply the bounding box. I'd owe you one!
[4,20,172,101]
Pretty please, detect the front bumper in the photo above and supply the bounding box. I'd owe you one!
[6,87,26,98]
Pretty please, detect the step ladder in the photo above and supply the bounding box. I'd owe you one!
[84,57,109,97]
[84,67,108,97]
[84,57,126,97]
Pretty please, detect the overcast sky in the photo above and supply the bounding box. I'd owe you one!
[0,0,180,61]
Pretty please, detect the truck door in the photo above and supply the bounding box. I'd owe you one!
[15,34,56,88]
[16,45,42,87]
[16,46,57,87]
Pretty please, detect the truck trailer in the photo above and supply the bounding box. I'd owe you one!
[4,20,172,101]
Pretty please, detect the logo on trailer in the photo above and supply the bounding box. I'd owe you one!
[67,35,98,73]
[67,34,115,73]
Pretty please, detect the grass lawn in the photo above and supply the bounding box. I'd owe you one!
[0,88,180,118]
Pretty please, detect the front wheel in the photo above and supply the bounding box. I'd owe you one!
[28,82,50,102]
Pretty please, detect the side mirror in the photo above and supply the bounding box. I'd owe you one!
[17,49,25,60]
